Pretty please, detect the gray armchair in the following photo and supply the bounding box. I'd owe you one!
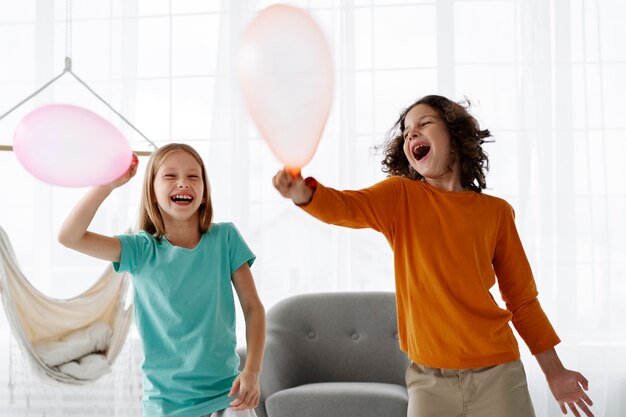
[255,291,410,417]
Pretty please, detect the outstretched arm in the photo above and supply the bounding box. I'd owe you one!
[229,263,265,411]
[58,154,138,262]
[272,168,401,233]
[535,347,594,417]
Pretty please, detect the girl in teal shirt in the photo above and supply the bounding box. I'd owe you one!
[59,143,265,417]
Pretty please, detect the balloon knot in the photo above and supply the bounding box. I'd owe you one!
[287,167,301,178]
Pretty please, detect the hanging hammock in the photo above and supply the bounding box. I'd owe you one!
[0,225,133,385]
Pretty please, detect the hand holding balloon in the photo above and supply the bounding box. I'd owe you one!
[106,153,139,191]
[272,168,313,206]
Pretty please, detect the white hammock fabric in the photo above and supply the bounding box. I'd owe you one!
[0,226,133,384]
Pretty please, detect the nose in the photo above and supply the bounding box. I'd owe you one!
[407,129,420,140]
[177,180,189,188]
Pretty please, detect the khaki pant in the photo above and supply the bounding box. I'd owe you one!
[406,360,536,417]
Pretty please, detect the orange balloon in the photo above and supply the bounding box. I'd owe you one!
[238,4,333,174]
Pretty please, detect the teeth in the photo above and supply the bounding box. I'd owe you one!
[172,195,192,201]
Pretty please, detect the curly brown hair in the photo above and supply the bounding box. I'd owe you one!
[380,95,493,192]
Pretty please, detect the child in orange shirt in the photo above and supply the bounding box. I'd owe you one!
[272,95,593,417]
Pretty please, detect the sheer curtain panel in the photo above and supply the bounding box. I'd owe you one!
[0,0,623,415]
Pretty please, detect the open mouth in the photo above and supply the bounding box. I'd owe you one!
[170,194,194,204]
[413,145,431,161]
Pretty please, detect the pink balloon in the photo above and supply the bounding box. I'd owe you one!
[13,104,133,187]
[238,4,333,175]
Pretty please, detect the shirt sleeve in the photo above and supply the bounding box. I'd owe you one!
[226,223,256,273]
[299,177,403,234]
[493,203,561,355]
[112,232,152,274]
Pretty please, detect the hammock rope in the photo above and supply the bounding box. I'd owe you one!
[0,225,133,384]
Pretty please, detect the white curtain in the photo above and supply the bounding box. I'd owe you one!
[0,0,624,415]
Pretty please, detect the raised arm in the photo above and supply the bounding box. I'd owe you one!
[58,155,138,262]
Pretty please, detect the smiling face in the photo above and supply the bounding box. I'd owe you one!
[402,104,462,190]
[153,150,205,225]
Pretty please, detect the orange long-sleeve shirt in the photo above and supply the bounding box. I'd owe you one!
[301,176,560,369]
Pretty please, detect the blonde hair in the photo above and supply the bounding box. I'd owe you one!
[139,143,213,238]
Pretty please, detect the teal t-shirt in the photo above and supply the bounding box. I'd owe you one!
[113,222,255,417]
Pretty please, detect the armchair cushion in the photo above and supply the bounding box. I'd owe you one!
[266,382,408,417]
